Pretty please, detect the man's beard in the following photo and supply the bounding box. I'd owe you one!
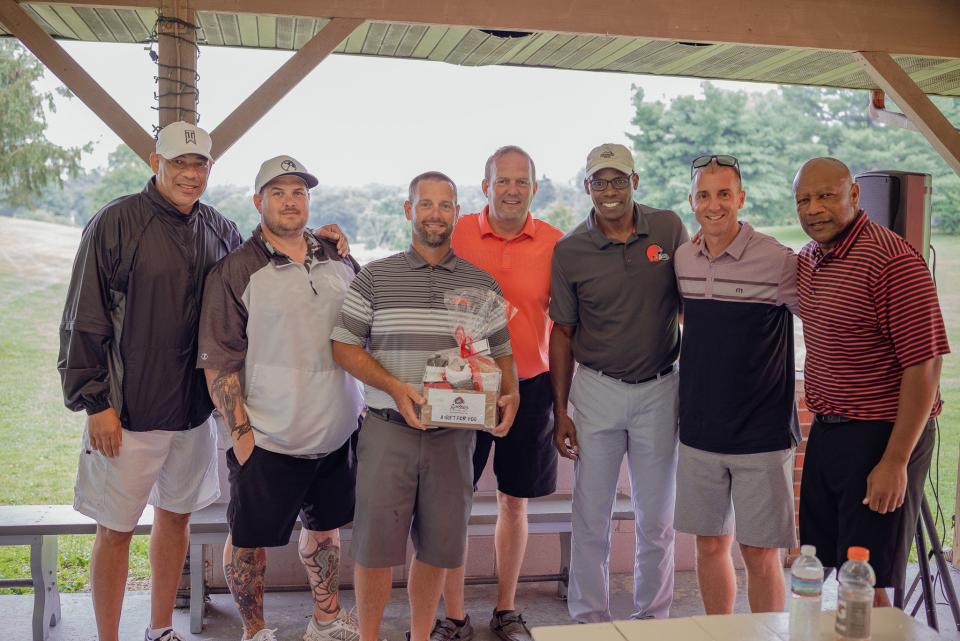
[414,221,451,247]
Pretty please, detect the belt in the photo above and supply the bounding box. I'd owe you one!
[815,413,853,424]
[367,407,441,431]
[367,407,408,424]
[592,364,675,385]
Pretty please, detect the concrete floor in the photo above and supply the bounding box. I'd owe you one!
[8,568,960,641]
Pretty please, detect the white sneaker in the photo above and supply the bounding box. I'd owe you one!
[145,629,187,641]
[304,610,360,641]
[247,629,279,641]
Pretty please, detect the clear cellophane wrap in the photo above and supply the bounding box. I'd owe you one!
[420,288,517,429]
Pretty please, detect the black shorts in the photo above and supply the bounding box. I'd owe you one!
[226,436,357,548]
[799,417,935,589]
[473,371,558,499]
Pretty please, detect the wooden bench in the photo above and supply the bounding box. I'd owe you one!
[1,494,634,639]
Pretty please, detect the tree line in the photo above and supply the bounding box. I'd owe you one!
[630,83,960,233]
[2,35,958,239]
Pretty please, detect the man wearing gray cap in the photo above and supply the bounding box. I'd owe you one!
[199,155,363,641]
[59,121,240,641]
[59,123,347,641]
[549,143,688,622]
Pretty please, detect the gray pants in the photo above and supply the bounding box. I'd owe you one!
[568,366,679,622]
[350,412,476,569]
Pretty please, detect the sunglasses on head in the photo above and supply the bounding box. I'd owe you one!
[690,154,740,178]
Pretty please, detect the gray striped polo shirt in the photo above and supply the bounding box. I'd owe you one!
[331,247,512,411]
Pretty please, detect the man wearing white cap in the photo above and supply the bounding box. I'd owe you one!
[199,155,363,641]
[549,143,688,622]
[58,123,345,641]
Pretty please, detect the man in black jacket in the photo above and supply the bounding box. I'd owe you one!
[58,121,239,641]
[58,123,348,641]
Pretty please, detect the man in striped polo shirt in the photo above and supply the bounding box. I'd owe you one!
[331,171,519,641]
[794,157,949,604]
[673,155,800,615]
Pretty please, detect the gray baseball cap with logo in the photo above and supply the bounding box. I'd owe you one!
[254,155,319,193]
[155,121,213,160]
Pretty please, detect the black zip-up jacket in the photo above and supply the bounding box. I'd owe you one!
[58,178,242,431]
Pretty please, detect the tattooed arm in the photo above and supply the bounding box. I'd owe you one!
[205,368,255,464]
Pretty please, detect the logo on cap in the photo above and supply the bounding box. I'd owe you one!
[600,149,614,158]
[281,159,297,171]
[184,130,196,145]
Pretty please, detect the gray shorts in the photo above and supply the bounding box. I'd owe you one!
[674,443,797,549]
[350,411,475,569]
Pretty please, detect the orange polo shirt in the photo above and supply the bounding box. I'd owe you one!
[452,206,563,379]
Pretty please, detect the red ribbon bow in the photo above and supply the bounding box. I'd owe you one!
[455,325,475,358]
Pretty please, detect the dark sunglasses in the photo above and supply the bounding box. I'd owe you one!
[690,154,740,178]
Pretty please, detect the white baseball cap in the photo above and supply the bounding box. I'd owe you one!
[585,143,635,178]
[155,121,213,160]
[254,155,318,194]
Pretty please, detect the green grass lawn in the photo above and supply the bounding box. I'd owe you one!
[0,218,957,594]
[0,218,150,592]
[926,234,960,545]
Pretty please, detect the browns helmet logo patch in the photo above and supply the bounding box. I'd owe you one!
[646,244,670,262]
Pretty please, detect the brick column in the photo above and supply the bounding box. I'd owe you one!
[788,376,813,562]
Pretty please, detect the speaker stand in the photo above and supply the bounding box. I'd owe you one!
[894,496,960,631]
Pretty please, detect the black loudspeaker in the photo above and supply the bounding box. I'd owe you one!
[854,170,932,263]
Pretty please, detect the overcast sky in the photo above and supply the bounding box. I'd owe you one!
[39,41,775,191]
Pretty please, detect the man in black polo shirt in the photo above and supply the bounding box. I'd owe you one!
[794,157,948,604]
[550,143,688,622]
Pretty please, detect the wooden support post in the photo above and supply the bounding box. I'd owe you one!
[0,0,154,163]
[855,51,960,177]
[158,0,199,127]
[209,17,361,159]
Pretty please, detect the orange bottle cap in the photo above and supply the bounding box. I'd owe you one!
[848,546,870,561]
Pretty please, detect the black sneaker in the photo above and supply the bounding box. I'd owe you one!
[489,610,532,641]
[429,614,475,641]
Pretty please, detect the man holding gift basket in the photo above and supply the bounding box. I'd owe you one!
[331,170,519,641]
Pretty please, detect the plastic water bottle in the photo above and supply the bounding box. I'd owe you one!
[836,546,876,641]
[789,544,824,641]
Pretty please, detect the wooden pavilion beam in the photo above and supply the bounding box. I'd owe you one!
[158,0,198,127]
[209,17,361,159]
[0,0,154,162]
[855,51,960,176]
[26,0,960,59]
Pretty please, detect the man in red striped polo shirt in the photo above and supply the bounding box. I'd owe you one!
[794,157,949,605]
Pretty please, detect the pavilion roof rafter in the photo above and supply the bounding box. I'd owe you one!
[0,0,958,173]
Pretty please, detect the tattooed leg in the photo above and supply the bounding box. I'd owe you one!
[224,535,267,638]
[299,529,342,622]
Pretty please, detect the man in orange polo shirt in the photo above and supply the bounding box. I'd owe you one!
[433,146,563,641]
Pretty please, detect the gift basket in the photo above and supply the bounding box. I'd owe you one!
[420,288,516,429]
